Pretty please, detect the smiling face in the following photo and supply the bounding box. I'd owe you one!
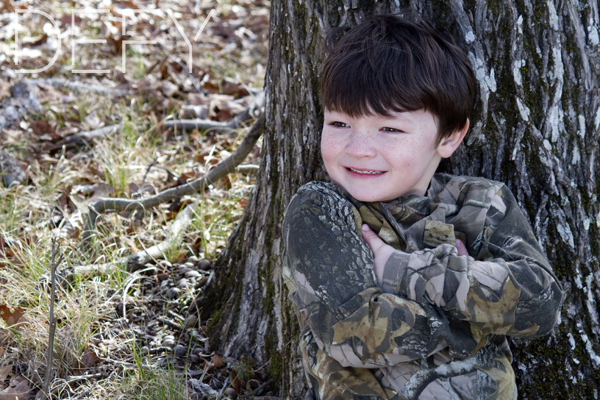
[321,109,466,202]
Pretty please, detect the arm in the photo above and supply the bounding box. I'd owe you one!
[283,183,479,368]
[378,184,564,338]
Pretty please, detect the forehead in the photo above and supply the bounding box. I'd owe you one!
[324,108,439,126]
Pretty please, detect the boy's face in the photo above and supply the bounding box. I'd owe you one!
[321,108,449,202]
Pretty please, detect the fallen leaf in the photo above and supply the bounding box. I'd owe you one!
[211,354,223,368]
[0,347,3,357]
[30,120,60,140]
[0,305,24,326]
[0,82,10,101]
[220,77,249,98]
[0,0,15,12]
[0,379,29,400]
[118,0,139,9]
[230,370,242,393]
[58,14,82,27]
[79,347,100,370]
[0,365,11,381]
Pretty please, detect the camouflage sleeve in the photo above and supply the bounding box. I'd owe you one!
[381,184,564,339]
[283,183,479,369]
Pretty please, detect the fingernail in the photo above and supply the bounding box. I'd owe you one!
[362,224,369,232]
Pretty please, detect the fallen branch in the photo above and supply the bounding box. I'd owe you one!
[70,201,196,278]
[27,78,131,96]
[126,203,196,270]
[82,113,265,246]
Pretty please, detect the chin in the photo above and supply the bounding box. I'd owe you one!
[349,191,390,203]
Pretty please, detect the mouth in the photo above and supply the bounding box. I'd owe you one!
[347,167,385,175]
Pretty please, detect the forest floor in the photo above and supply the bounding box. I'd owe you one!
[0,0,271,398]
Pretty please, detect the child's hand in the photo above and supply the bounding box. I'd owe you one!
[456,239,468,256]
[362,225,470,286]
[361,224,396,286]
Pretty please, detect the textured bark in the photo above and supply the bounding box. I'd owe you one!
[200,1,600,398]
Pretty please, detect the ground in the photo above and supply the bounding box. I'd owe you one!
[0,0,272,398]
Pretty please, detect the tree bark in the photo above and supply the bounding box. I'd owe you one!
[198,1,600,398]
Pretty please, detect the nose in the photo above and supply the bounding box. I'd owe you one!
[345,130,377,158]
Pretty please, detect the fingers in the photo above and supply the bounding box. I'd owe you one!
[362,224,384,251]
[455,239,468,256]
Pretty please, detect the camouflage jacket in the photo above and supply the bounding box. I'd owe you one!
[282,173,564,400]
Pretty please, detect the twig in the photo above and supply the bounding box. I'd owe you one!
[126,202,197,270]
[60,124,122,146]
[82,113,265,246]
[70,202,196,278]
[27,78,132,96]
[49,373,103,395]
[137,157,159,195]
[236,164,260,173]
[37,238,64,400]
[163,119,231,133]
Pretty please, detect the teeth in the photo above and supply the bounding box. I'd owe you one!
[349,168,383,175]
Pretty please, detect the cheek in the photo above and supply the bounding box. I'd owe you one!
[320,133,340,163]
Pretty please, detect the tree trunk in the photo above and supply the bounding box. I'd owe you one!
[198,0,600,398]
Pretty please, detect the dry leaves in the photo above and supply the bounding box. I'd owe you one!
[0,379,30,400]
[0,305,25,326]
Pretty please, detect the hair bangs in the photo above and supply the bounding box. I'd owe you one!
[321,46,425,118]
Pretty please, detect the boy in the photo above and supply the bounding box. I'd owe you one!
[282,15,564,399]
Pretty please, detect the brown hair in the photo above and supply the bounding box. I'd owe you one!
[320,15,476,142]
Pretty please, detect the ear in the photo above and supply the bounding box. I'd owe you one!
[436,119,469,159]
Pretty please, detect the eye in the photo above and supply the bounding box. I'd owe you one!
[381,127,404,133]
[330,121,349,128]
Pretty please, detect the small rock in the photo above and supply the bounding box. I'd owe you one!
[197,259,212,270]
[190,354,200,363]
[166,287,181,299]
[161,79,179,97]
[184,262,195,269]
[174,344,187,357]
[224,387,238,399]
[187,256,199,264]
[184,314,198,328]
[158,260,172,269]
[178,278,190,289]
[178,267,192,274]
[185,270,201,279]
[162,335,176,348]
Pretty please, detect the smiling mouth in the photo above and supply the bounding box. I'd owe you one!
[347,167,384,175]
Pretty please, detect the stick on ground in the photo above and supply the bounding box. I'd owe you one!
[82,113,265,246]
[37,239,64,400]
